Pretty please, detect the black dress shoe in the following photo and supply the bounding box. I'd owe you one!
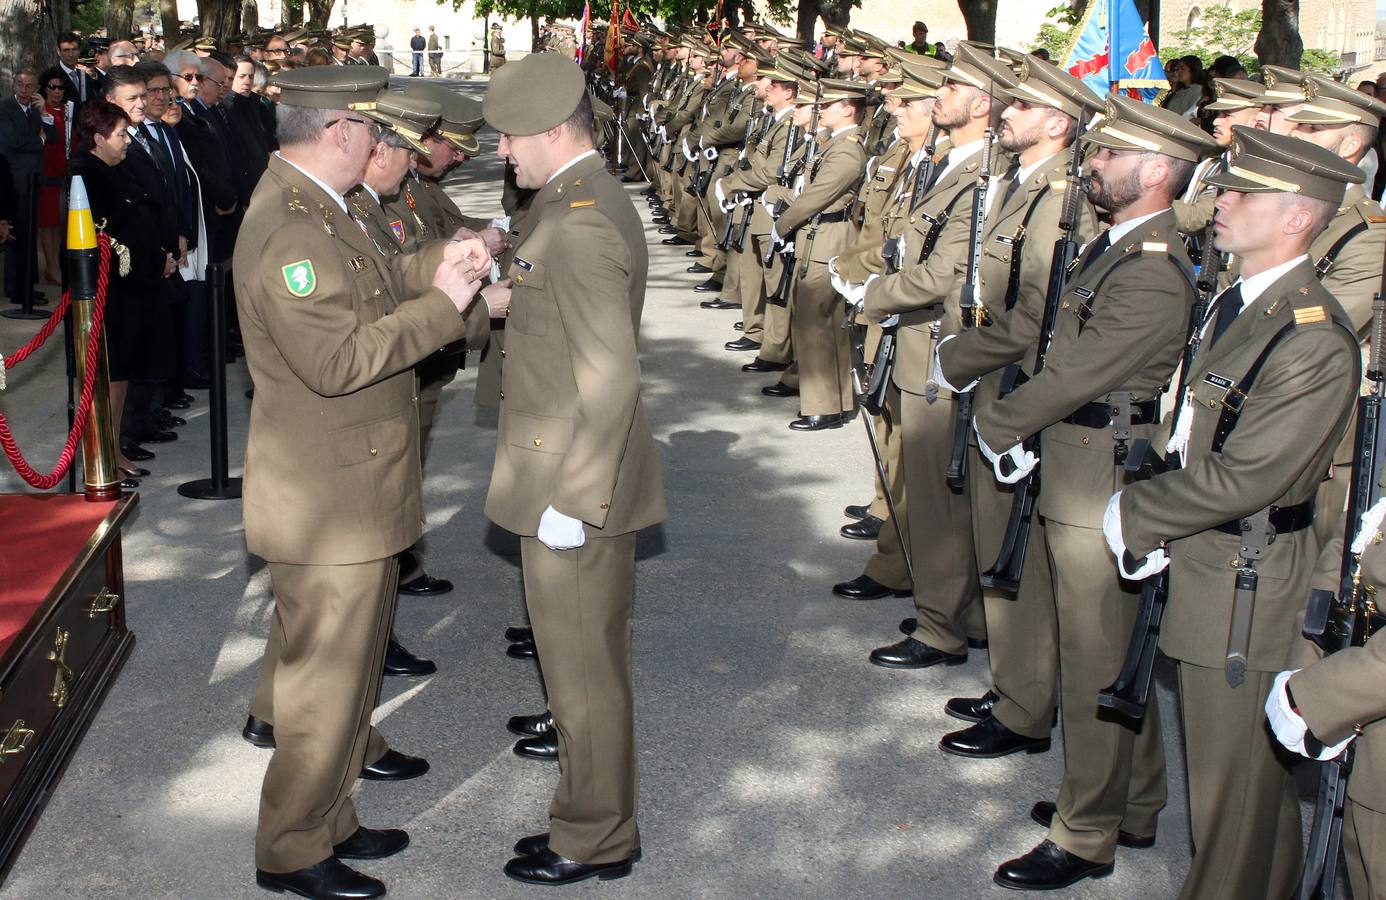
[120,478,141,490]
[360,749,429,781]
[945,690,999,723]
[789,413,848,431]
[742,358,788,373]
[684,249,702,257]
[657,226,678,235]
[686,263,713,274]
[163,397,192,410]
[993,840,1113,891]
[504,625,533,643]
[514,731,559,761]
[662,235,694,246]
[840,515,882,540]
[504,847,635,886]
[512,833,644,862]
[398,573,453,596]
[702,298,739,310]
[256,858,385,899]
[119,466,151,478]
[940,715,1051,758]
[895,618,987,649]
[869,637,967,670]
[844,503,871,520]
[833,574,911,600]
[651,216,671,225]
[332,826,410,860]
[140,430,178,443]
[1030,801,1156,849]
[174,392,195,404]
[507,710,554,737]
[506,640,537,660]
[761,382,799,397]
[243,714,275,748]
[158,414,187,428]
[383,638,437,677]
[725,336,761,350]
[693,278,724,293]
[621,174,642,183]
[122,444,155,461]
[733,321,744,331]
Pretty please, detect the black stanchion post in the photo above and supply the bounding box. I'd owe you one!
[2,173,47,321]
[178,262,242,500]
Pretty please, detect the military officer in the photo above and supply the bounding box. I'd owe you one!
[932,57,1102,771]
[1110,125,1364,900]
[688,37,754,294]
[938,95,1218,889]
[1171,77,1265,233]
[839,43,1008,668]
[1273,484,1386,899]
[235,65,496,899]
[653,43,711,249]
[619,33,656,182]
[482,52,666,886]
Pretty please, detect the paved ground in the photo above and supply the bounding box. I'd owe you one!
[0,80,1214,899]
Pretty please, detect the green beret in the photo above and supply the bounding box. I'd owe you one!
[483,52,585,136]
[272,64,388,109]
[1206,125,1364,203]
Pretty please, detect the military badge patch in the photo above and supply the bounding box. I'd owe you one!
[389,219,405,243]
[282,260,317,297]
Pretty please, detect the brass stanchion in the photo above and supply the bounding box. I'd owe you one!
[66,176,118,502]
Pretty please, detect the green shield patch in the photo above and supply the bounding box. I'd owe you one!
[282,260,317,298]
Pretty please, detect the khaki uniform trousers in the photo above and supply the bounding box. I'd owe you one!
[522,532,640,864]
[970,439,1057,739]
[673,179,700,243]
[1175,663,1302,899]
[861,383,910,592]
[255,558,399,873]
[1346,799,1386,900]
[699,169,728,274]
[475,329,503,410]
[1044,519,1165,862]
[720,226,742,304]
[753,233,794,372]
[900,389,985,654]
[734,221,766,344]
[790,259,852,417]
[622,115,650,180]
[417,349,463,457]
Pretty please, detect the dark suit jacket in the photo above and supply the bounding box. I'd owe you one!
[117,131,180,255]
[222,93,270,205]
[0,96,46,188]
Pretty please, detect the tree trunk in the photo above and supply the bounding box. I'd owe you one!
[160,0,181,44]
[242,0,257,32]
[281,0,303,26]
[1254,0,1302,68]
[107,0,134,38]
[196,0,240,41]
[304,0,332,28]
[530,12,539,52]
[958,0,998,43]
[795,0,818,45]
[0,0,52,75]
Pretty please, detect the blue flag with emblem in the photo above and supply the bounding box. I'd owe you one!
[1062,0,1168,101]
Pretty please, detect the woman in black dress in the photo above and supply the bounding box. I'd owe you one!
[68,100,176,483]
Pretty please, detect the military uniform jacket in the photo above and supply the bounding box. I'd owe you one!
[1171,154,1222,233]
[974,209,1195,529]
[623,55,655,107]
[861,145,986,395]
[1120,260,1359,670]
[772,125,865,262]
[718,108,794,199]
[836,138,911,281]
[235,155,490,565]
[863,102,896,158]
[346,186,406,257]
[1312,184,1386,338]
[1292,504,1386,810]
[485,152,666,536]
[696,76,748,148]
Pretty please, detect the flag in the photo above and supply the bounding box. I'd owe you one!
[1062,0,1167,101]
[604,0,621,74]
[577,0,590,64]
[621,7,639,32]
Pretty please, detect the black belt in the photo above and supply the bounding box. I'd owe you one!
[1061,398,1159,429]
[1213,501,1314,536]
[816,209,854,224]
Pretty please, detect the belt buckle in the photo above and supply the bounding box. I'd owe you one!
[1219,385,1247,412]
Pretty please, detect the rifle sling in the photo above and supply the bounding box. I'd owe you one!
[1001,188,1053,311]
[1315,221,1370,278]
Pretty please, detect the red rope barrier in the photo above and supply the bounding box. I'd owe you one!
[0,235,112,489]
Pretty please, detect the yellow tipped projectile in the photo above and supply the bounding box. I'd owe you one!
[67,175,97,250]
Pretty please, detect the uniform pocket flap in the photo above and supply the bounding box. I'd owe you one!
[506,411,574,455]
[331,413,411,467]
[508,258,547,289]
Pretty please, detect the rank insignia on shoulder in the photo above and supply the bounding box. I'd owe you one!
[570,199,595,208]
[514,257,534,271]
[1294,306,1327,325]
[389,220,405,243]
[348,255,368,272]
[1141,242,1167,252]
[282,260,316,298]
[1369,215,1386,224]
[1049,179,1066,190]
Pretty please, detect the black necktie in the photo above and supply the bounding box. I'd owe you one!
[1077,231,1112,275]
[1000,160,1022,209]
[1207,284,1244,348]
[145,122,176,181]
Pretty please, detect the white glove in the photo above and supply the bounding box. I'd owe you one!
[715,180,735,213]
[1266,670,1355,760]
[931,335,977,394]
[781,241,795,256]
[658,125,668,141]
[612,88,628,100]
[976,424,1038,485]
[704,146,718,162]
[681,138,695,162]
[1102,492,1170,579]
[537,505,586,551]
[827,258,869,307]
[770,222,786,247]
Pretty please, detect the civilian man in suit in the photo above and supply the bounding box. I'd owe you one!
[483,52,665,885]
[0,68,46,305]
[57,32,92,106]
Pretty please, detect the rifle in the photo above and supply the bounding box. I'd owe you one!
[716,112,760,251]
[945,127,996,491]
[1295,291,1386,900]
[768,81,821,307]
[1097,219,1223,719]
[982,121,1087,592]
